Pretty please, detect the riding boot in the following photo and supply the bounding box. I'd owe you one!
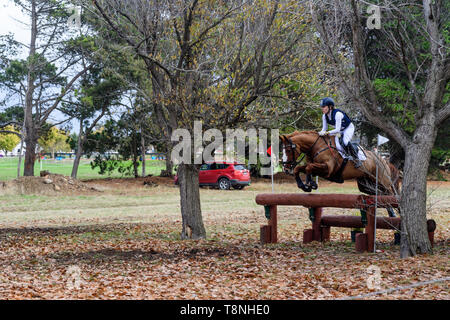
[343,144,353,160]
[346,143,361,168]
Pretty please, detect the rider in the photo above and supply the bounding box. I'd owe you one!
[318,97,361,168]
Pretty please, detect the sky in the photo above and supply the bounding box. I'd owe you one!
[0,1,126,134]
[0,1,30,52]
[0,1,81,133]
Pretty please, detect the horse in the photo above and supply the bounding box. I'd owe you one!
[279,131,401,217]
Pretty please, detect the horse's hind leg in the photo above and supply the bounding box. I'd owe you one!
[387,207,396,217]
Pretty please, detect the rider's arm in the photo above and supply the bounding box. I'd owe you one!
[327,111,343,134]
[321,114,328,132]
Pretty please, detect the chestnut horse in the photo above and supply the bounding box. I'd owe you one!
[279,131,400,200]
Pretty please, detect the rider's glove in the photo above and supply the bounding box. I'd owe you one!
[318,131,326,136]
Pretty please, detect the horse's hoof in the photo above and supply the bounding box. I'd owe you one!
[302,186,312,193]
[310,183,318,190]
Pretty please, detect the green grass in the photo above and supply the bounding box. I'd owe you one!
[0,157,166,181]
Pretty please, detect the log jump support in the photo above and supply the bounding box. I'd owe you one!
[256,193,436,253]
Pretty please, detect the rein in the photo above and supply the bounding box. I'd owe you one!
[313,136,340,161]
[319,135,344,177]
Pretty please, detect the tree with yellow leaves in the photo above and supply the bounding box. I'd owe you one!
[38,126,71,159]
[0,126,20,155]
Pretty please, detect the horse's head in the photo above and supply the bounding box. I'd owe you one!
[280,134,300,174]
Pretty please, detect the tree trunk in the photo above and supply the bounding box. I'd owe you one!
[23,0,37,177]
[71,124,84,179]
[165,154,173,176]
[17,136,25,178]
[141,133,146,177]
[23,134,37,176]
[71,139,83,179]
[133,155,139,178]
[71,149,82,179]
[400,141,435,257]
[178,163,206,239]
[132,137,139,178]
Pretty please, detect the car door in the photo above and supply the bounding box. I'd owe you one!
[199,164,210,184]
[215,163,227,182]
[206,163,219,184]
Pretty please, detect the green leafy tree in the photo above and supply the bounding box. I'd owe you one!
[0,0,95,176]
[61,64,125,178]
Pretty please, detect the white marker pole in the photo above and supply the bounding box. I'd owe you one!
[271,158,274,193]
[374,135,389,252]
[374,154,379,253]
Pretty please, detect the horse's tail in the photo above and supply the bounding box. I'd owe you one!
[388,162,401,194]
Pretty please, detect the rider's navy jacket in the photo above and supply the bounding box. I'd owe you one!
[325,108,352,130]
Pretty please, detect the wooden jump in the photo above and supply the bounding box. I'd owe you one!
[256,193,436,253]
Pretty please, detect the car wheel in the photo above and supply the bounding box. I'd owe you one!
[218,178,231,190]
[232,185,244,190]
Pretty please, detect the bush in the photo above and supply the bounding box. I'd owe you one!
[90,155,135,177]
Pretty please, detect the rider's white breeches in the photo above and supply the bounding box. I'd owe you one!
[333,123,354,152]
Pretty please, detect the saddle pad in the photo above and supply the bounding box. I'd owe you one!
[337,149,367,161]
[334,136,367,161]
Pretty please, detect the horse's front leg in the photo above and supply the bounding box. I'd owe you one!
[305,174,318,190]
[305,163,329,190]
[294,165,311,192]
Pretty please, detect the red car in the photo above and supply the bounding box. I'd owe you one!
[174,162,251,190]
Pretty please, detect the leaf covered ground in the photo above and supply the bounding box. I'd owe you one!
[0,178,448,299]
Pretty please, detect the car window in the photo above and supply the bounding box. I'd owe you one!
[234,164,246,170]
[208,163,216,170]
[200,164,209,170]
[217,164,229,169]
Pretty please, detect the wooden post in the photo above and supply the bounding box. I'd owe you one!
[303,229,313,243]
[260,225,271,244]
[355,233,368,252]
[321,226,331,242]
[428,232,434,247]
[311,207,323,241]
[268,205,277,243]
[365,206,375,252]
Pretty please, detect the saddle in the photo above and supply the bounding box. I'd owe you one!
[338,136,360,160]
[328,136,362,182]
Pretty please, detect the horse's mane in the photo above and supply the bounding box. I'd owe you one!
[285,130,318,138]
[299,130,318,135]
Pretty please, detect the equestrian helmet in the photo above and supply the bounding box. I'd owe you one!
[320,97,335,107]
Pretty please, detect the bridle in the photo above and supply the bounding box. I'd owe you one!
[281,135,321,170]
[281,138,301,170]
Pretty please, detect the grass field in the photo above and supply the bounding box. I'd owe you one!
[0,178,448,299]
[0,157,166,181]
